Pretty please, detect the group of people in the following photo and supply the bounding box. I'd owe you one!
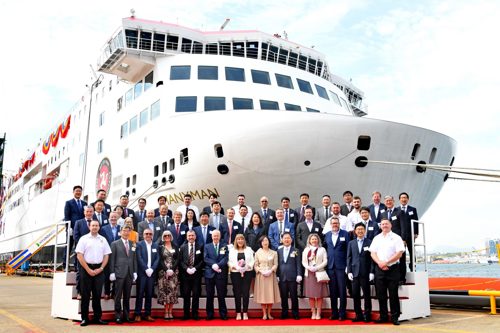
[65,187,419,326]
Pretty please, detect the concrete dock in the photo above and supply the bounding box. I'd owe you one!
[0,274,498,333]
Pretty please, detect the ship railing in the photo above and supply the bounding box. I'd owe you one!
[411,219,427,272]
[53,220,70,273]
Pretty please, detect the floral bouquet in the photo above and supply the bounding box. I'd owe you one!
[238,259,246,277]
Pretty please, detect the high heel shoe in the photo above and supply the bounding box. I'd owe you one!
[311,309,316,320]
[236,313,242,320]
[243,313,249,320]
[315,310,321,320]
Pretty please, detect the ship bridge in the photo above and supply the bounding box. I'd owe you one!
[97,16,334,84]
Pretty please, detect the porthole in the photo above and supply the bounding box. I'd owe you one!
[304,160,311,166]
[217,164,229,175]
[153,180,158,189]
[357,136,371,151]
[416,161,427,173]
[355,156,368,167]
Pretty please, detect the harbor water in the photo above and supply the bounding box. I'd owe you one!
[419,263,500,277]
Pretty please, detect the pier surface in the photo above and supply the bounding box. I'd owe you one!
[0,274,498,333]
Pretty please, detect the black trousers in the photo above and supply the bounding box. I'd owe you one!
[375,264,400,320]
[206,274,228,318]
[327,268,347,317]
[114,275,132,319]
[79,264,105,321]
[103,265,114,295]
[182,274,202,317]
[278,280,299,317]
[231,271,252,313]
[352,276,372,318]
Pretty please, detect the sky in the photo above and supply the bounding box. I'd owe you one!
[1,0,499,253]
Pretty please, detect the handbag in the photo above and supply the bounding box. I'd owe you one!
[315,270,330,283]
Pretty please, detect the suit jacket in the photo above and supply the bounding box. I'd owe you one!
[244,226,265,252]
[295,205,316,223]
[134,210,147,223]
[268,220,295,250]
[314,205,331,227]
[109,238,136,279]
[347,237,374,278]
[399,205,419,240]
[137,220,163,243]
[363,220,380,240]
[208,213,227,230]
[324,229,349,270]
[154,215,173,230]
[282,208,299,225]
[121,207,137,229]
[154,208,173,218]
[277,246,302,282]
[193,225,216,247]
[220,220,243,245]
[203,242,229,279]
[92,211,109,227]
[91,201,112,216]
[101,224,121,245]
[257,208,276,232]
[179,242,204,278]
[203,205,225,215]
[385,208,404,238]
[296,221,323,251]
[64,198,86,227]
[340,203,353,217]
[74,218,104,244]
[136,240,160,276]
[301,246,328,277]
[368,203,387,224]
[166,223,189,247]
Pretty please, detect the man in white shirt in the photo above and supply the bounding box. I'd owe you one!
[237,205,250,231]
[346,196,363,232]
[176,193,200,221]
[232,194,253,221]
[323,202,348,234]
[75,220,112,326]
[369,218,405,326]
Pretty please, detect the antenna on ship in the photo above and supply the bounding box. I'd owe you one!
[220,18,230,31]
[283,31,288,40]
[130,8,136,18]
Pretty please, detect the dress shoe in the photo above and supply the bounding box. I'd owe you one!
[329,314,339,320]
[182,315,190,321]
[145,315,155,322]
[134,315,142,322]
[375,318,389,324]
[115,318,123,324]
[123,316,134,323]
[293,315,300,320]
[93,319,108,325]
[393,319,400,325]
[193,315,200,321]
[352,316,363,322]
[338,316,345,321]
[364,316,372,323]
[206,316,214,321]
[80,319,90,326]
[221,316,228,320]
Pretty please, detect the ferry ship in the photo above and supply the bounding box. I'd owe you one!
[0,15,456,258]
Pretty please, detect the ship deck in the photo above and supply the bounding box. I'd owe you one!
[1,275,498,333]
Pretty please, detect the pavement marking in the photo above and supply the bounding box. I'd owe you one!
[400,325,476,333]
[0,309,49,333]
[414,314,487,327]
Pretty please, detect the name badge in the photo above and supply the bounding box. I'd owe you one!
[209,230,213,234]
[169,249,176,253]
[391,216,397,221]
[290,253,296,257]
[363,246,369,251]
[233,226,239,230]
[270,216,274,220]
[103,219,109,224]
[131,247,136,251]
[409,211,414,216]
[285,228,290,232]
[181,231,186,235]
[220,249,226,255]
[380,209,386,213]
[340,237,345,241]
[117,232,121,236]
[315,228,319,232]
[368,227,374,230]
[152,249,157,253]
[106,208,111,213]
[156,227,160,230]
[196,250,201,255]
[290,213,295,217]
[129,213,134,217]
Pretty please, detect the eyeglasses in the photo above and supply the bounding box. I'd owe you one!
[261,200,268,202]
[163,235,171,238]
[144,233,153,235]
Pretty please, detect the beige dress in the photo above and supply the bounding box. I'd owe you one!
[254,248,280,304]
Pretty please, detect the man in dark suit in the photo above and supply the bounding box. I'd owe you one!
[208,201,227,230]
[268,208,295,250]
[154,196,173,218]
[340,190,354,217]
[93,199,109,227]
[120,195,137,229]
[295,207,323,251]
[92,189,112,215]
[167,211,188,247]
[74,206,94,246]
[134,228,159,322]
[179,230,204,320]
[399,192,419,272]
[281,197,299,225]
[295,193,316,223]
[154,204,173,230]
[314,194,331,227]
[203,230,228,320]
[384,195,406,283]
[277,232,302,320]
[324,217,349,320]
[368,191,386,224]
[220,208,243,245]
[193,212,215,247]
[63,185,86,269]
[202,193,225,215]
[359,207,380,240]
[134,197,147,223]
[101,211,121,299]
[109,225,137,323]
[257,196,276,233]
[138,209,163,244]
[347,223,374,323]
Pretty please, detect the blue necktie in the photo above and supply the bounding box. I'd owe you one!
[285,210,289,223]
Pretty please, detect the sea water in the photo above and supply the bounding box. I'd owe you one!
[417,263,500,277]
